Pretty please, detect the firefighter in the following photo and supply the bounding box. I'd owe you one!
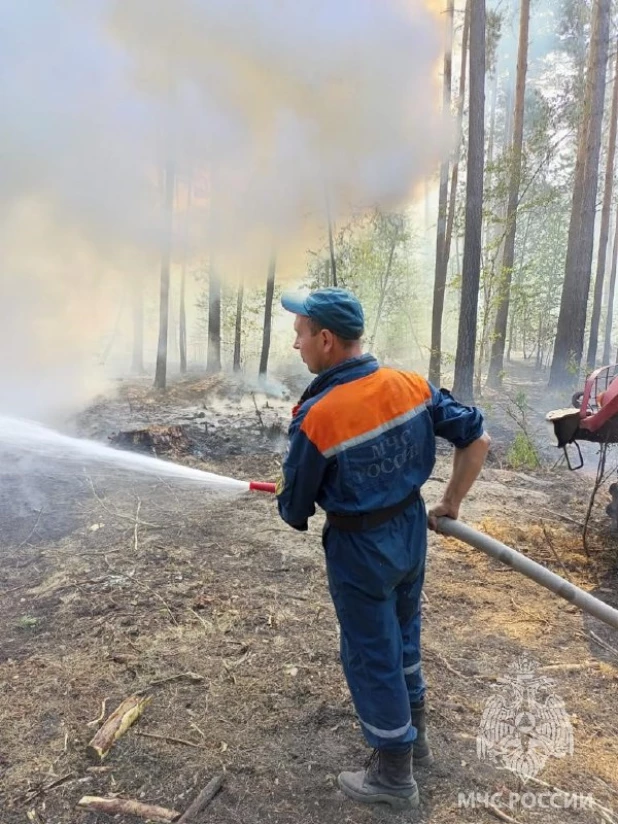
[276,287,490,810]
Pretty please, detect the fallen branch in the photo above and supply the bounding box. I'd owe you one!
[133,499,141,552]
[424,647,467,678]
[175,774,225,823]
[582,441,610,556]
[251,393,265,430]
[77,796,179,822]
[509,595,551,626]
[541,524,574,583]
[135,672,204,695]
[18,508,45,548]
[85,475,162,529]
[539,661,600,672]
[135,731,202,749]
[487,803,522,824]
[588,629,618,658]
[23,772,76,802]
[88,694,152,760]
[86,698,109,728]
[541,508,583,528]
[525,775,618,822]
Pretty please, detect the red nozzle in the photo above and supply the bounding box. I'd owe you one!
[249,481,277,494]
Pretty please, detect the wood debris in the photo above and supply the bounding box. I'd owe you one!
[77,796,179,822]
[87,694,151,760]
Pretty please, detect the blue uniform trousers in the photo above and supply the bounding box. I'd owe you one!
[323,501,427,750]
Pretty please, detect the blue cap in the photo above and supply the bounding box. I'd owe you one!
[281,287,364,340]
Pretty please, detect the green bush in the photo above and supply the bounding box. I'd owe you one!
[506,432,541,470]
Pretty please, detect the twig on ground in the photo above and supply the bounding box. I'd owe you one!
[135,672,204,695]
[541,524,574,583]
[251,393,265,430]
[539,662,599,672]
[176,774,225,823]
[509,595,551,626]
[23,772,76,802]
[424,647,467,679]
[0,581,43,597]
[582,441,610,556]
[133,499,141,552]
[586,630,618,658]
[85,475,162,529]
[487,803,522,824]
[189,721,206,739]
[77,796,179,822]
[18,508,45,548]
[135,731,202,749]
[188,608,214,633]
[541,508,583,528]
[526,776,617,821]
[86,698,109,729]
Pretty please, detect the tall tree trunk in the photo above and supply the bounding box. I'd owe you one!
[179,179,191,374]
[536,314,543,369]
[486,0,530,388]
[154,158,175,390]
[506,302,515,362]
[603,209,618,364]
[258,254,277,377]
[369,222,401,350]
[549,0,611,388]
[179,262,187,373]
[444,0,470,269]
[452,0,485,403]
[428,0,454,385]
[233,278,244,373]
[131,274,145,375]
[482,69,499,262]
[325,187,337,287]
[586,40,618,369]
[429,0,469,385]
[206,257,221,373]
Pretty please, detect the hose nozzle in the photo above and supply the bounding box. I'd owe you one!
[249,481,277,494]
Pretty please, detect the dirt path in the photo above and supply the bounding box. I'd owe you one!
[1,373,617,823]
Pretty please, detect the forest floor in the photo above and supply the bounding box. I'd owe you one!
[1,359,617,824]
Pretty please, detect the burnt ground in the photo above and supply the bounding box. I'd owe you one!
[0,363,617,824]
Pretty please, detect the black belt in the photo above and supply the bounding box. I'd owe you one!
[326,488,421,533]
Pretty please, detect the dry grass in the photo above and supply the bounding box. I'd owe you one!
[1,395,617,823]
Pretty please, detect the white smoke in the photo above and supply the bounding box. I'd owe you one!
[0,0,446,420]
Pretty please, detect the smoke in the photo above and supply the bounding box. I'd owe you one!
[0,0,446,421]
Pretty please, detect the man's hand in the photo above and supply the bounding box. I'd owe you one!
[428,431,490,532]
[427,500,459,531]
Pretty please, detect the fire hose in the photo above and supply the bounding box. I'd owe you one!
[249,481,618,632]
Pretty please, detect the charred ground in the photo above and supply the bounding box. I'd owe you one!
[0,364,617,824]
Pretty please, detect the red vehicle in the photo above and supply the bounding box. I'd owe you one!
[546,364,618,469]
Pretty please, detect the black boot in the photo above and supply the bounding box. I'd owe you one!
[411,699,434,767]
[338,747,420,809]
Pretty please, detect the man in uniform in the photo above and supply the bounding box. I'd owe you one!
[276,287,490,810]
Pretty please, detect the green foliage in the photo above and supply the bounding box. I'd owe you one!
[17,615,39,630]
[486,9,504,76]
[306,209,426,364]
[505,390,541,469]
[506,431,541,470]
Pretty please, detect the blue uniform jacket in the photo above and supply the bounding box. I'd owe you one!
[277,354,484,530]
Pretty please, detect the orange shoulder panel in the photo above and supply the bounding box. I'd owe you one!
[300,368,431,455]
